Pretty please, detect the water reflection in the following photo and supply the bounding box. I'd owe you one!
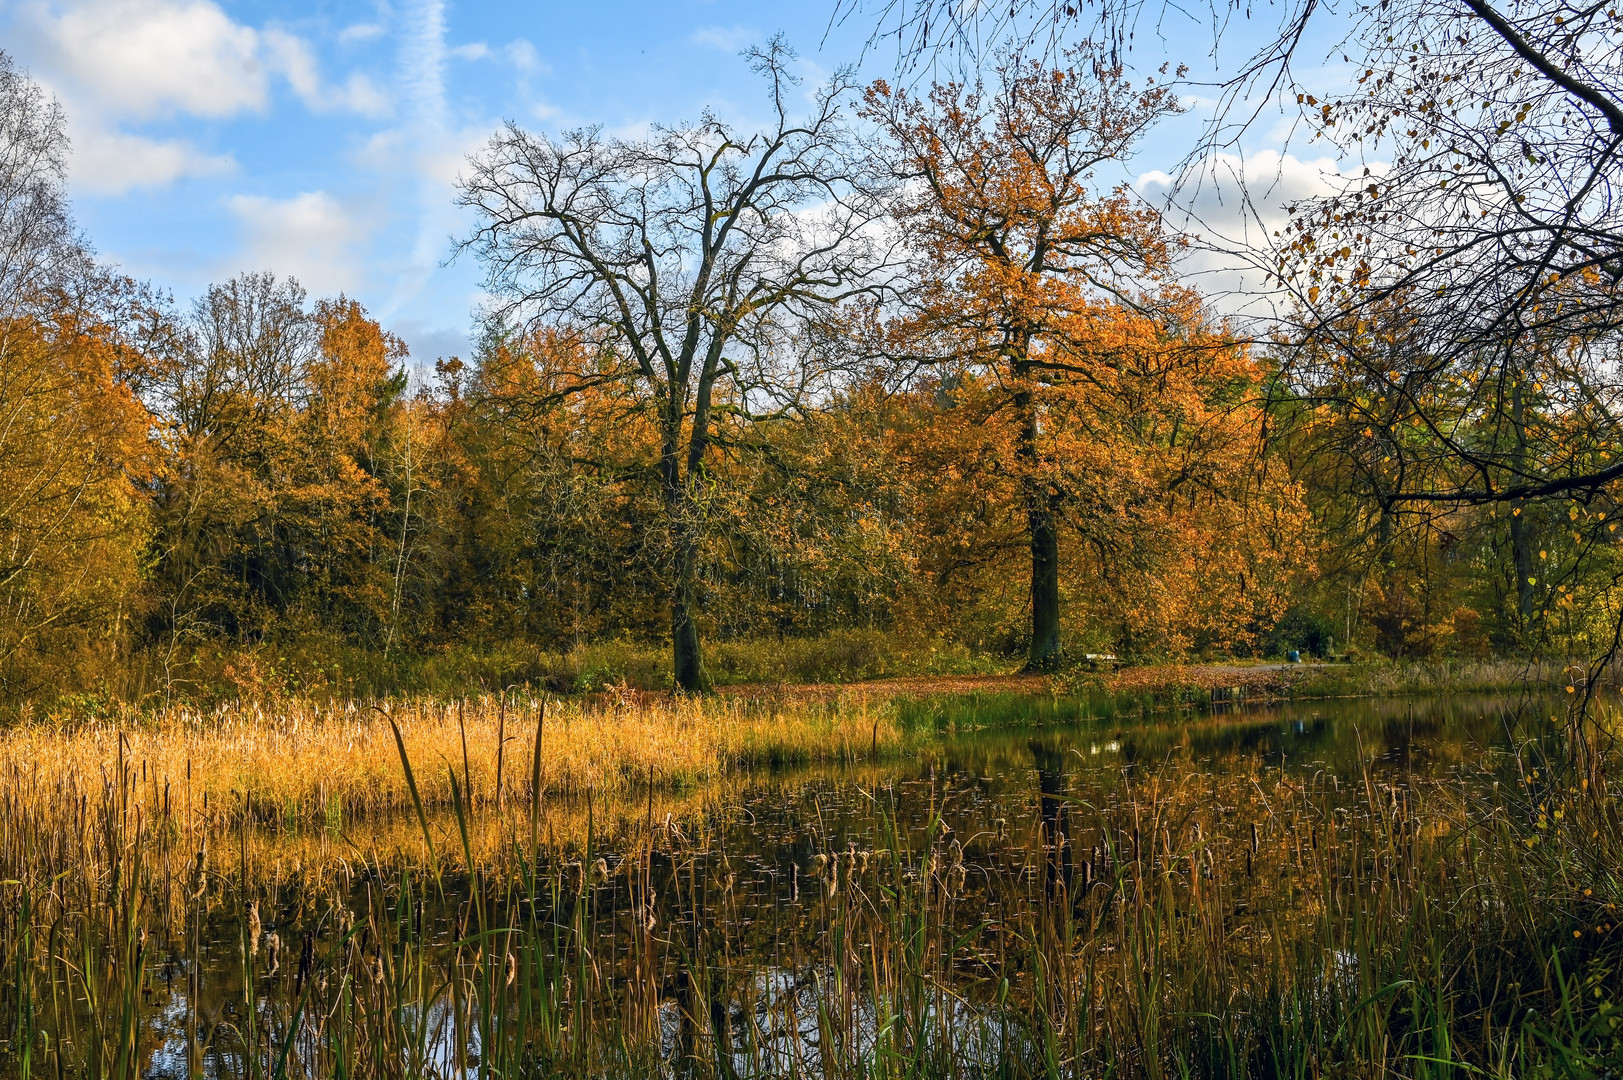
[31,692,1560,1078]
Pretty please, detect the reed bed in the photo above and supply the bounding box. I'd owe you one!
[0,697,1619,1078]
[0,693,903,830]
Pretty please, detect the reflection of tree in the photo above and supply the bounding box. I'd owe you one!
[1031,738,1074,894]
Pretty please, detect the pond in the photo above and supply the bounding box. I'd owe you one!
[8,689,1603,1080]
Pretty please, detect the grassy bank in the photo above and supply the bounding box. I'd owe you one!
[1095,656,1561,709]
[86,629,1004,709]
[1279,657,1562,698]
[54,625,1570,720]
[876,658,1562,732]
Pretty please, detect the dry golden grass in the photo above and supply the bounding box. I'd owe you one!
[0,692,903,830]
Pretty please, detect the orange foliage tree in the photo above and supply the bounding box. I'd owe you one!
[0,55,156,698]
[0,297,155,695]
[147,274,411,672]
[863,57,1309,663]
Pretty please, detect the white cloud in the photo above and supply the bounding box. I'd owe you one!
[263,30,321,109]
[337,21,385,45]
[69,124,235,193]
[505,40,539,72]
[260,30,388,115]
[265,29,391,117]
[1137,149,1374,323]
[335,0,506,331]
[329,72,392,116]
[13,0,394,121]
[9,0,398,193]
[691,25,757,52]
[446,38,543,74]
[353,124,487,187]
[396,0,446,129]
[225,190,375,294]
[21,0,267,119]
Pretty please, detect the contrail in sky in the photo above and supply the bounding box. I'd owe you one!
[384,0,452,324]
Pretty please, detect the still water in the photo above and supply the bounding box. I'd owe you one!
[58,692,1568,1077]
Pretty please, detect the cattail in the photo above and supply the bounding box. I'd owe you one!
[264,931,281,976]
[246,901,261,956]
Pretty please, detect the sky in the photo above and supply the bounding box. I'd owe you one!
[0,0,1366,365]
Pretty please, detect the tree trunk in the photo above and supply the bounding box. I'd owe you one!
[1027,487,1061,670]
[1017,375,1062,671]
[658,404,706,691]
[1510,507,1535,626]
[1509,381,1536,635]
[671,526,704,693]
[662,459,706,693]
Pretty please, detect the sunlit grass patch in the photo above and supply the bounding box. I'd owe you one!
[0,692,909,829]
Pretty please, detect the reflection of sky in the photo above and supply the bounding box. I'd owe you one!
[80,691,1533,1075]
[2,0,1371,367]
[135,959,470,1078]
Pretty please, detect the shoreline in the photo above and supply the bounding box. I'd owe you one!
[712,656,1560,710]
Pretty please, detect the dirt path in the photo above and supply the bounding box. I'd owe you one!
[715,672,1052,703]
[1106,662,1317,695]
[715,663,1322,704]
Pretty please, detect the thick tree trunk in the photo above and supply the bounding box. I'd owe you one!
[1027,485,1061,670]
[1017,376,1062,671]
[671,527,704,693]
[663,425,706,693]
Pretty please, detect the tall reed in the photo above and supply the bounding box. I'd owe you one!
[0,693,906,832]
[0,700,1617,1078]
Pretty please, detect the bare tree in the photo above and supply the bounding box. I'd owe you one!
[832,0,1323,151]
[0,49,80,318]
[167,272,319,450]
[457,39,891,691]
[1280,0,1623,499]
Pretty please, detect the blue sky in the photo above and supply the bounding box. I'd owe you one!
[1,0,1362,364]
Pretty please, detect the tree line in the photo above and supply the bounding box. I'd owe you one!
[3,13,1620,703]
